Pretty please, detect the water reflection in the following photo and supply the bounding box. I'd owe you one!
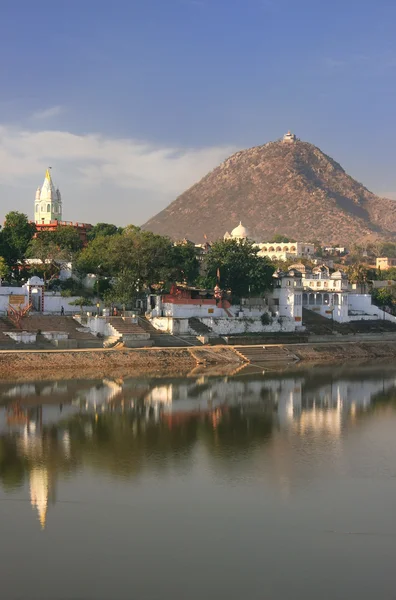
[1,366,396,529]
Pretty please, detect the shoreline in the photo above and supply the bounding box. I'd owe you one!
[0,339,396,381]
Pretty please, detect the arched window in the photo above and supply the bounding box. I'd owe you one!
[276,246,282,252]
[291,246,296,252]
[309,293,315,305]
[35,204,39,213]
[54,204,57,213]
[316,294,322,305]
[269,246,275,252]
[262,247,267,252]
[47,204,51,212]
[323,293,330,305]
[334,294,339,305]
[283,246,289,252]
[41,205,44,211]
[302,293,308,305]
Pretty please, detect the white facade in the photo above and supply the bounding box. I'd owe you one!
[268,270,303,324]
[35,169,62,225]
[256,242,315,261]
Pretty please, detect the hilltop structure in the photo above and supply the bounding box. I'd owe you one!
[34,168,92,244]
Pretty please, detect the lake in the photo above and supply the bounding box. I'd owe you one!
[1,364,396,600]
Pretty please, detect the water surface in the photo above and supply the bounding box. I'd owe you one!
[1,364,396,600]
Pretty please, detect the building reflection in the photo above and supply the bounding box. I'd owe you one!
[1,367,396,528]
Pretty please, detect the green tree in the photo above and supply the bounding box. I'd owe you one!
[170,243,200,284]
[272,234,292,243]
[202,239,274,301]
[1,211,36,273]
[347,263,368,285]
[87,222,123,241]
[372,287,395,309]
[0,257,8,279]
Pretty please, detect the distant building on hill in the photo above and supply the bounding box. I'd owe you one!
[34,168,92,244]
[283,131,297,143]
[376,257,396,270]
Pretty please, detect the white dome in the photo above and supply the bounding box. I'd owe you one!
[27,276,44,286]
[230,221,249,239]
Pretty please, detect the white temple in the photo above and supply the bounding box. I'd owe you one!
[283,131,296,143]
[35,168,62,225]
[224,221,249,241]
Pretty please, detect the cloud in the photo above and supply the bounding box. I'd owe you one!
[0,124,235,225]
[31,106,64,120]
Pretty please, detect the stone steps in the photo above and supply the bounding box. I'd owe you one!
[235,345,298,364]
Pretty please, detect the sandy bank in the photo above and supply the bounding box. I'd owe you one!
[1,340,396,382]
[0,346,241,381]
[289,340,396,363]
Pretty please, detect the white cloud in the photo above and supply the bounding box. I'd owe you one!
[0,124,235,226]
[31,105,65,120]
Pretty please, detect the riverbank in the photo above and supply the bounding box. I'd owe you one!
[0,346,241,381]
[0,340,396,381]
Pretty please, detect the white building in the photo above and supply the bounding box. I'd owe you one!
[35,169,62,225]
[268,268,303,325]
[256,242,315,261]
[224,222,249,242]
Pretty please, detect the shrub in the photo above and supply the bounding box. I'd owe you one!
[261,313,272,326]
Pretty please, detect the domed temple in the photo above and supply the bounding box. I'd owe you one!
[224,221,249,241]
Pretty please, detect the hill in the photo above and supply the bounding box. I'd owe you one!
[143,133,396,244]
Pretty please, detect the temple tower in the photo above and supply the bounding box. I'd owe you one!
[35,168,62,225]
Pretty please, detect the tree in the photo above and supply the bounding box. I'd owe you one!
[347,263,368,285]
[1,212,36,273]
[202,239,274,301]
[26,228,81,282]
[372,287,395,310]
[69,297,91,314]
[104,269,139,307]
[0,257,8,279]
[87,222,123,241]
[170,243,200,284]
[43,226,83,253]
[272,234,292,243]
[76,235,115,275]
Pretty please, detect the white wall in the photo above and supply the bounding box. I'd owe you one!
[43,294,97,315]
[349,294,396,323]
[150,315,296,335]
[0,288,28,315]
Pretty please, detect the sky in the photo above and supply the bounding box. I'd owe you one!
[1,0,396,227]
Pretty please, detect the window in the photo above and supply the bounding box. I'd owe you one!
[334,294,339,305]
[316,281,321,287]
[295,294,302,305]
[309,293,315,305]
[324,281,328,288]
[47,204,51,212]
[303,293,308,305]
[35,204,39,213]
[316,294,322,305]
[41,205,44,211]
[323,293,330,305]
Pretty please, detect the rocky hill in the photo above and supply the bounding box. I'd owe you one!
[143,134,396,244]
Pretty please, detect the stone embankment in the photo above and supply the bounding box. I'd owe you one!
[1,340,396,381]
[0,346,241,381]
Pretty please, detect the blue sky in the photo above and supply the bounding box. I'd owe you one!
[0,0,395,226]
